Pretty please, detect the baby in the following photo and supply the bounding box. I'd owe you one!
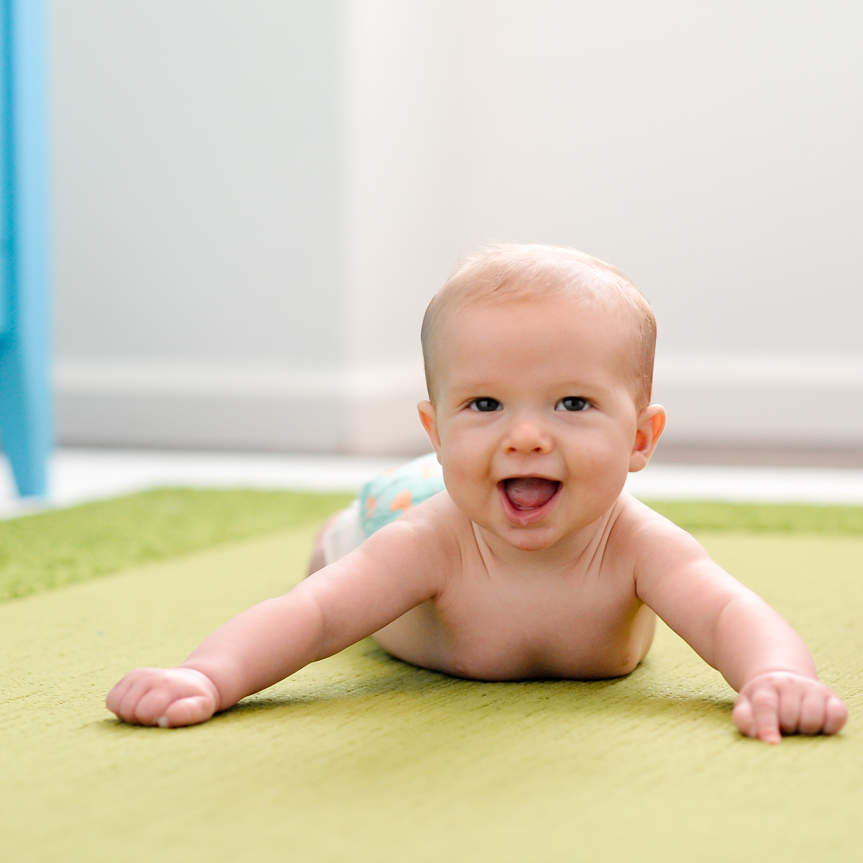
[107,244,848,743]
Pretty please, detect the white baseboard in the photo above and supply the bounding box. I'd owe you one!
[55,359,432,454]
[54,355,863,453]
[653,355,863,447]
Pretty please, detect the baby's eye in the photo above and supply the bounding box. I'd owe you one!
[555,396,590,412]
[470,397,502,412]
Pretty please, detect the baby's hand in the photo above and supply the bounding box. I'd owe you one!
[732,672,848,744]
[106,667,220,728]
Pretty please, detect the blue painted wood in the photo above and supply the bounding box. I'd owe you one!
[0,2,8,338]
[0,0,52,497]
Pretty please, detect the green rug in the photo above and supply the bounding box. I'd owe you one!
[1,492,862,861]
[0,488,353,602]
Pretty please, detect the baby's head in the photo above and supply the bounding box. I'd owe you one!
[421,244,657,411]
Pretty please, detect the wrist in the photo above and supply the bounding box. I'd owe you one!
[739,669,817,691]
[178,664,225,710]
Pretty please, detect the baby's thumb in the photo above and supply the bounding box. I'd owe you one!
[158,695,217,728]
[732,694,755,738]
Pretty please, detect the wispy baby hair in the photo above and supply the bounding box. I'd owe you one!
[421,244,657,409]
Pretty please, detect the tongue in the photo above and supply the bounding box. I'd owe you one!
[503,477,559,510]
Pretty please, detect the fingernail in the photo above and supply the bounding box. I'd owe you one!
[157,716,170,728]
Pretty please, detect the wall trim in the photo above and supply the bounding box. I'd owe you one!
[53,354,863,452]
[54,357,430,454]
[654,355,863,388]
[55,358,428,400]
[652,355,863,448]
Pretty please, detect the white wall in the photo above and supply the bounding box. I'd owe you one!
[51,1,863,453]
[450,1,863,448]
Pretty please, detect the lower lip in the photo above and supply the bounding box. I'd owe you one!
[497,482,561,526]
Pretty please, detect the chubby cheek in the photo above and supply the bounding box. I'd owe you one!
[439,442,496,515]
[441,458,486,504]
[568,431,632,495]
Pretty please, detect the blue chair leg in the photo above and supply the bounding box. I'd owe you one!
[0,325,51,498]
[0,0,52,498]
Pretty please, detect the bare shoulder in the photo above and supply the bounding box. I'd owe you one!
[395,489,471,545]
[609,492,713,573]
[610,492,754,631]
[356,490,469,588]
[299,491,469,621]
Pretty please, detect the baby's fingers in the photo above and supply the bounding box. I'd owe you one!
[108,671,161,723]
[823,696,849,736]
[798,691,828,736]
[777,686,803,735]
[105,676,132,717]
[738,687,782,744]
[797,690,848,736]
[158,696,217,728]
[735,675,848,741]
[106,667,219,726]
[132,687,174,725]
[731,694,759,741]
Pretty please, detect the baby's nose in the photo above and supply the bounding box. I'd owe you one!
[503,419,553,454]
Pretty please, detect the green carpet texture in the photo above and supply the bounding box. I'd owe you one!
[0,488,353,602]
[2,491,863,862]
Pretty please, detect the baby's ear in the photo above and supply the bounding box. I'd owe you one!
[629,404,666,472]
[418,400,442,454]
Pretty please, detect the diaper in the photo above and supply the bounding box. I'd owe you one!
[321,452,445,566]
[320,500,367,566]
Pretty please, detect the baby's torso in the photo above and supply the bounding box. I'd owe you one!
[373,499,656,681]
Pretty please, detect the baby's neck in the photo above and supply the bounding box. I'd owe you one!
[472,506,618,574]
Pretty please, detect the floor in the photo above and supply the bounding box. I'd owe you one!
[3,447,863,519]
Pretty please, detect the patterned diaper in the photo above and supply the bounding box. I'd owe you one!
[357,451,445,537]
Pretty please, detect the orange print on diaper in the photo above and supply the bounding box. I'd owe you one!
[389,489,413,514]
[365,495,377,519]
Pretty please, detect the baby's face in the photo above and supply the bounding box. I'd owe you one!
[419,294,662,554]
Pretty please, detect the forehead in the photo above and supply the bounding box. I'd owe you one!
[433,294,638,391]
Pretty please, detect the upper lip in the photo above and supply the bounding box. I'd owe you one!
[498,474,561,483]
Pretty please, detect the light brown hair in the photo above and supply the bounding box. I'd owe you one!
[421,244,657,409]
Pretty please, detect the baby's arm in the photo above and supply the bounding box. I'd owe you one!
[107,516,445,727]
[631,512,847,743]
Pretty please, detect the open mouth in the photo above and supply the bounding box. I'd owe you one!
[498,477,561,523]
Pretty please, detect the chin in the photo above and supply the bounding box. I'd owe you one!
[502,525,561,552]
